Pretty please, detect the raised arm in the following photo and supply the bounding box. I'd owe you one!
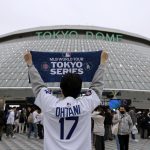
[90,51,108,98]
[24,51,47,97]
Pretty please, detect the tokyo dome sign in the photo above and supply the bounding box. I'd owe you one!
[35,30,123,42]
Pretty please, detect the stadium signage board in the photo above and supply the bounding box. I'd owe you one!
[35,30,123,42]
[30,50,101,82]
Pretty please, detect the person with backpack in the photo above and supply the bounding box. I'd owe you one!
[0,109,5,141]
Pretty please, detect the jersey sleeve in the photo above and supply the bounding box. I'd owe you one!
[28,65,47,97]
[79,90,100,112]
[34,87,58,112]
[90,64,105,99]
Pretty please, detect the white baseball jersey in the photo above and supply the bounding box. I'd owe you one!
[35,87,100,150]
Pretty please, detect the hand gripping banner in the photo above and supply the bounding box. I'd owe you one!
[30,50,102,82]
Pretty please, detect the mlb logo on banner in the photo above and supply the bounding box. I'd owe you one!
[30,50,102,82]
[65,52,71,57]
[42,62,49,71]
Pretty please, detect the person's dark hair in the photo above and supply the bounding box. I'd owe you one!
[37,109,41,114]
[124,106,129,112]
[93,105,105,116]
[27,106,34,113]
[60,73,82,99]
[20,110,24,114]
[94,106,99,111]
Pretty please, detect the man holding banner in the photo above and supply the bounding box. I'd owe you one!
[24,50,108,150]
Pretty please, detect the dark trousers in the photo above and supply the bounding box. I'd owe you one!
[33,123,38,138]
[95,135,105,150]
[37,124,44,139]
[118,134,129,150]
[104,125,112,140]
[27,123,33,138]
[148,127,150,137]
[6,124,14,137]
[140,127,148,139]
[131,133,135,139]
[0,126,3,140]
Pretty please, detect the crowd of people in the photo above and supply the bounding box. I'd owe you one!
[0,104,150,150]
[0,105,44,141]
[91,105,150,150]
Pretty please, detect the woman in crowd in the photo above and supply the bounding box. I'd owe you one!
[36,109,44,139]
[104,108,113,141]
[113,106,133,150]
[140,111,150,139]
[27,106,34,138]
[112,109,120,150]
[92,106,105,150]
[19,110,25,133]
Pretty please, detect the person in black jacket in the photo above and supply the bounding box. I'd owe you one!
[0,109,5,141]
[104,108,113,141]
[140,111,149,139]
[19,110,25,133]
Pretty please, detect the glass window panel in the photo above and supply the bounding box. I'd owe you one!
[107,74,112,81]
[131,82,139,89]
[115,81,123,89]
[116,74,123,81]
[107,81,114,89]
[0,80,7,87]
[126,82,134,89]
[121,74,129,82]
[104,81,110,88]
[10,80,18,87]
[111,74,118,81]
[120,81,128,89]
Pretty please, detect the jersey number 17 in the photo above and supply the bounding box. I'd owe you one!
[59,116,79,140]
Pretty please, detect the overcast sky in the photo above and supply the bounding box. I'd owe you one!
[0,0,150,38]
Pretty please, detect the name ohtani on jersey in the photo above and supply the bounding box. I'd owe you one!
[56,105,81,117]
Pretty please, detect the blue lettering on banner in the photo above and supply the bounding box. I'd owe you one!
[30,50,102,82]
[56,105,81,118]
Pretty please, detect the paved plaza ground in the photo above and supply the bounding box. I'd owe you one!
[0,133,150,150]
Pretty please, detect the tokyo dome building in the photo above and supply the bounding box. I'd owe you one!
[0,25,150,109]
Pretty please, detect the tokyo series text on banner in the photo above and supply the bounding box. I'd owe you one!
[30,50,102,82]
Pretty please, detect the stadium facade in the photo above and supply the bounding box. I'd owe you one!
[0,25,150,109]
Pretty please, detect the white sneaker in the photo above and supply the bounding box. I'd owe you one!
[134,139,139,142]
[12,136,15,139]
